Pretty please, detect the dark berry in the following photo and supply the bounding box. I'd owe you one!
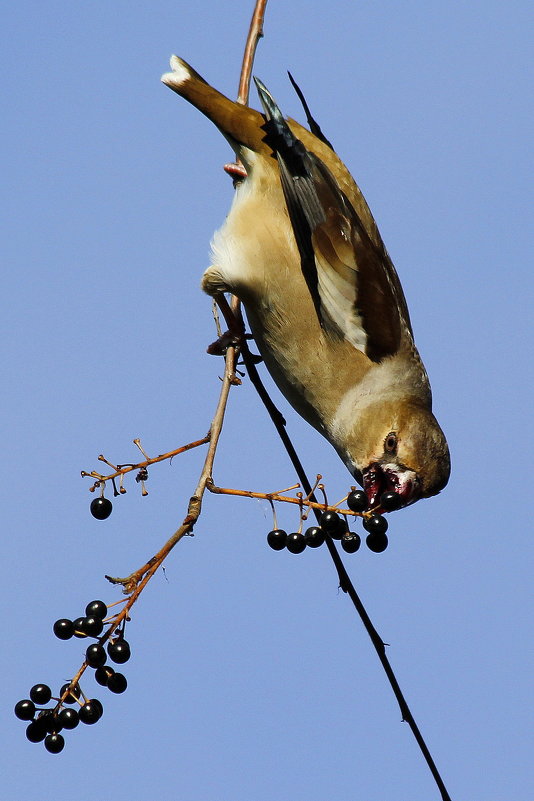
[304,526,325,548]
[73,617,89,638]
[60,683,81,704]
[267,529,287,551]
[86,643,107,668]
[80,616,104,637]
[58,708,79,729]
[341,531,361,553]
[107,639,131,664]
[380,491,402,511]
[15,699,36,721]
[26,719,48,743]
[41,711,62,734]
[107,672,127,694]
[366,532,389,553]
[85,600,107,619]
[53,618,74,640]
[44,733,65,754]
[30,684,52,705]
[95,666,115,687]
[319,510,341,533]
[285,532,306,554]
[362,513,389,536]
[346,489,368,513]
[79,699,103,725]
[90,497,113,520]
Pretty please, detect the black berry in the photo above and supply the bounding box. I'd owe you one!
[79,699,103,725]
[380,491,402,511]
[285,532,306,554]
[107,639,131,664]
[86,643,107,668]
[366,532,389,553]
[14,699,35,721]
[41,711,62,734]
[304,526,325,548]
[90,497,113,520]
[26,719,48,743]
[44,733,65,754]
[53,618,74,640]
[73,617,89,638]
[267,529,287,551]
[347,489,368,513]
[319,510,343,536]
[85,600,107,619]
[80,616,104,637]
[95,666,115,687]
[341,531,361,553]
[58,708,79,729]
[30,684,52,705]
[362,513,388,536]
[107,672,127,694]
[60,683,81,704]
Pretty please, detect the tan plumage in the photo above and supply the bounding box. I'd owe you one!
[162,56,450,509]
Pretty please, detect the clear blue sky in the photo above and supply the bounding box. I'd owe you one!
[2,2,532,799]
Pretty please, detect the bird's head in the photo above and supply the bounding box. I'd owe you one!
[345,400,450,510]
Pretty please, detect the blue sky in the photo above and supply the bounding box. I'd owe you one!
[2,2,532,799]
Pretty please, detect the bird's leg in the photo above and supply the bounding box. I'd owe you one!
[206,293,247,355]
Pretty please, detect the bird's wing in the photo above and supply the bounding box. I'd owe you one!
[255,77,413,363]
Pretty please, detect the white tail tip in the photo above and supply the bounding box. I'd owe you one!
[161,55,191,88]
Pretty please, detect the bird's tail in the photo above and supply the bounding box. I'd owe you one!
[161,56,268,154]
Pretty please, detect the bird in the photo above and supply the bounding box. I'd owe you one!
[161,56,450,510]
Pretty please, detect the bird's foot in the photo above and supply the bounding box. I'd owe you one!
[224,161,248,183]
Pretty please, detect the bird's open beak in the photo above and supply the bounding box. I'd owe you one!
[362,462,421,510]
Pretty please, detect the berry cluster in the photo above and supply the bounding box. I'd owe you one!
[267,489,395,555]
[14,598,131,753]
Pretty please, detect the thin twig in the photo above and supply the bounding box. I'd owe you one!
[206,479,364,518]
[240,340,453,801]
[105,345,239,592]
[81,435,211,485]
[237,0,268,104]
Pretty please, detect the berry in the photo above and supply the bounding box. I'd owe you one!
[304,526,325,548]
[341,531,361,553]
[90,497,113,520]
[41,711,62,734]
[26,719,48,743]
[362,513,388,536]
[107,639,131,664]
[80,616,104,637]
[30,684,52,705]
[319,511,344,539]
[73,617,89,638]
[60,683,81,704]
[15,699,36,721]
[95,666,115,687]
[285,532,306,554]
[107,672,127,694]
[79,699,103,725]
[44,733,65,754]
[267,529,287,551]
[86,643,107,668]
[85,600,107,619]
[58,708,79,729]
[380,491,402,512]
[366,532,389,553]
[346,489,368,513]
[53,618,75,640]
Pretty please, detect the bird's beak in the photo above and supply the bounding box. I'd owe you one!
[362,462,421,510]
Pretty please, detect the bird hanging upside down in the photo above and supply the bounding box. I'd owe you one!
[161,56,450,510]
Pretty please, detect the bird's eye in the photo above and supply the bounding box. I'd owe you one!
[384,432,397,454]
